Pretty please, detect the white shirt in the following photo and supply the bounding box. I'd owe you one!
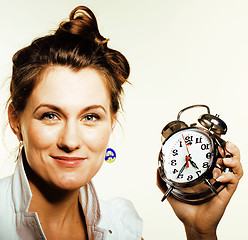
[0,155,143,240]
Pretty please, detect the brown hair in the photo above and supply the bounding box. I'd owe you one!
[9,6,130,115]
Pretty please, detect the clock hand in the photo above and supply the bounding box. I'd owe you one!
[189,159,199,169]
[182,134,190,154]
[177,162,187,178]
[182,134,190,168]
[186,155,190,168]
[186,154,199,169]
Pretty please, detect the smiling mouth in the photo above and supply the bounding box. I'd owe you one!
[51,156,86,167]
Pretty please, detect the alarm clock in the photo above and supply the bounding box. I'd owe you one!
[158,104,231,204]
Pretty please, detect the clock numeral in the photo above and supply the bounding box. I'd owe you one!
[185,135,193,145]
[195,137,202,144]
[173,169,178,174]
[172,149,178,156]
[187,175,193,181]
[171,160,177,166]
[206,152,212,159]
[202,162,209,168]
[179,141,183,147]
[196,170,202,177]
[177,173,184,179]
[201,144,210,150]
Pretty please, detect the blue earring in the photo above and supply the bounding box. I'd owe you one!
[105,148,116,163]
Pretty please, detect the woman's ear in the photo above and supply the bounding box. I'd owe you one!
[111,114,117,132]
[8,103,23,141]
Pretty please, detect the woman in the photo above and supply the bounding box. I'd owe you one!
[0,5,243,240]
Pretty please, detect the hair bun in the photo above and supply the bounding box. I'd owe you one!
[56,6,107,45]
[69,6,97,24]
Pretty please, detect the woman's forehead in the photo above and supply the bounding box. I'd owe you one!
[29,66,111,110]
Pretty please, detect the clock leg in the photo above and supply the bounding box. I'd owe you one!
[161,186,174,202]
[204,178,218,195]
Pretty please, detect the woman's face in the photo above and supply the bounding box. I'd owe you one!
[14,66,115,190]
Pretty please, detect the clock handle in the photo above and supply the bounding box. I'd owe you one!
[177,104,210,121]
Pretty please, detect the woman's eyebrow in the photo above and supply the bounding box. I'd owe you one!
[33,104,61,114]
[33,104,107,114]
[83,105,107,113]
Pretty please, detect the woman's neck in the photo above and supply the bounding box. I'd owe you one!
[28,180,80,224]
[23,154,88,239]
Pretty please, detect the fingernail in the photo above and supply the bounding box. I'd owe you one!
[216,175,225,182]
[213,171,219,179]
[223,158,232,164]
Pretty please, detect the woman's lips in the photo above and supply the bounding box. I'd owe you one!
[51,156,86,167]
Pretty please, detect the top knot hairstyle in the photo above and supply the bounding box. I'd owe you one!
[10,6,130,115]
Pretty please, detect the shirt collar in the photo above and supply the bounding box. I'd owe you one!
[12,152,32,213]
[11,150,103,231]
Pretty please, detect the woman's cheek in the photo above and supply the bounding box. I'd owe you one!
[25,123,60,149]
[85,127,110,151]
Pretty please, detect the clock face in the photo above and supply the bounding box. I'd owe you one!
[160,128,214,184]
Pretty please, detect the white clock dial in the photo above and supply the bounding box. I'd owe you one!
[161,128,214,183]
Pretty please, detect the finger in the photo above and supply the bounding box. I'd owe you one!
[216,153,243,178]
[216,157,226,170]
[225,141,240,159]
[212,167,222,180]
[215,170,242,201]
[218,146,225,158]
[223,158,243,179]
[217,141,242,178]
[218,141,240,159]
[216,158,243,183]
[216,171,237,184]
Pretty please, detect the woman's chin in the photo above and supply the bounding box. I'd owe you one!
[53,174,89,191]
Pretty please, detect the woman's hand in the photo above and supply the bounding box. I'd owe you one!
[157,142,243,240]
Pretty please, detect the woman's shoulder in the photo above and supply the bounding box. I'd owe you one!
[0,174,16,235]
[0,174,14,211]
[99,197,143,240]
[0,174,13,193]
[101,197,141,220]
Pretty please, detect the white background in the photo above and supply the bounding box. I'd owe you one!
[0,0,247,239]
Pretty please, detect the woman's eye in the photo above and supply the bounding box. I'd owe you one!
[41,112,59,121]
[83,114,100,122]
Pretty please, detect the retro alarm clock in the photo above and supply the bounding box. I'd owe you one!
[158,104,231,204]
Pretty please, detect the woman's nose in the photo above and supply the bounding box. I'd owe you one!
[57,122,81,152]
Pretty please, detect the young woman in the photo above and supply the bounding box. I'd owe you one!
[0,5,243,240]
